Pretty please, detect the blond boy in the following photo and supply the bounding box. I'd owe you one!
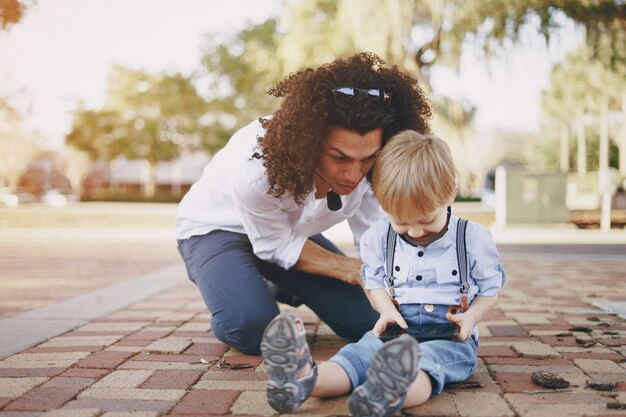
[261,130,506,416]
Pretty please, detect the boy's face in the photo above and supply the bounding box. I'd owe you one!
[388,206,449,247]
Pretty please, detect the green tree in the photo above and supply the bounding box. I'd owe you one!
[0,95,40,190]
[0,0,32,30]
[201,18,283,141]
[66,65,211,198]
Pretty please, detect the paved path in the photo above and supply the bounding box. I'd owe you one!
[0,236,625,415]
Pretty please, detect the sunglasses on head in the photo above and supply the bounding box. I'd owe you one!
[331,87,391,107]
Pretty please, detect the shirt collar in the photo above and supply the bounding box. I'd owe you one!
[399,206,456,249]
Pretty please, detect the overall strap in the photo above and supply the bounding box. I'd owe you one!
[456,218,470,296]
[385,223,398,289]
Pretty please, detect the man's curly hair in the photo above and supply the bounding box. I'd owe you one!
[256,52,432,204]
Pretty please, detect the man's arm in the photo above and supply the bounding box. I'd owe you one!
[293,240,362,286]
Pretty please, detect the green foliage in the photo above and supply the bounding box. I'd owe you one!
[0,0,31,30]
[542,46,625,121]
[201,18,283,136]
[67,66,212,163]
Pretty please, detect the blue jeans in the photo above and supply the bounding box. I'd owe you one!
[329,304,478,396]
[177,230,378,355]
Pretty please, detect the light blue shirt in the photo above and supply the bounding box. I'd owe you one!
[360,215,506,306]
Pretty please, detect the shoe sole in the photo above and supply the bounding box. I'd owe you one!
[261,314,303,413]
[348,334,421,417]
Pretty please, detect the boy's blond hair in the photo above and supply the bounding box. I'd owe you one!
[372,130,457,220]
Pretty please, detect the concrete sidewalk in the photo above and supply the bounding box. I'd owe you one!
[0,233,625,416]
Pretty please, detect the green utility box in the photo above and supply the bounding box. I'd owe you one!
[495,167,568,226]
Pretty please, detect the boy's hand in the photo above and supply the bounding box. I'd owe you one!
[372,309,408,337]
[446,310,476,341]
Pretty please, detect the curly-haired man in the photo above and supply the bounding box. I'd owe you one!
[175,52,431,354]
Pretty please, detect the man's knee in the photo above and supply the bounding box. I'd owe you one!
[210,313,275,355]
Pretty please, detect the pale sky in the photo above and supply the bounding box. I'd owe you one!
[0,0,583,149]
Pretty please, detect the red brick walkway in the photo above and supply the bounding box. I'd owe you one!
[0,249,625,416]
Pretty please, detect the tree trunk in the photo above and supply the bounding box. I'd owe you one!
[599,97,611,232]
[142,159,156,199]
[576,109,587,176]
[618,92,626,177]
[560,123,569,173]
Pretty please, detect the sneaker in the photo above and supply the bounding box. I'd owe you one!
[261,314,318,413]
[348,334,421,417]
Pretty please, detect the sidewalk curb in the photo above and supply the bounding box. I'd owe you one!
[0,263,186,359]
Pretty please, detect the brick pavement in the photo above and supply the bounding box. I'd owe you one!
[0,229,179,319]
[1,250,625,416]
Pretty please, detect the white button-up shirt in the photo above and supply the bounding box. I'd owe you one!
[175,118,384,269]
[360,215,506,306]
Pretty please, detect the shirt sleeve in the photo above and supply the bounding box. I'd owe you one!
[231,164,307,270]
[348,186,384,252]
[467,222,506,297]
[359,220,388,290]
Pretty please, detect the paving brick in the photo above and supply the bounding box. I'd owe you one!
[145,336,191,353]
[21,347,103,354]
[123,331,170,342]
[193,379,266,391]
[75,351,134,369]
[511,341,561,358]
[175,322,210,332]
[42,409,101,417]
[100,412,160,417]
[0,353,90,369]
[4,377,94,411]
[118,361,207,371]
[505,400,622,417]
[488,325,529,337]
[450,392,515,416]
[58,368,109,379]
[217,354,263,369]
[492,372,544,393]
[90,370,153,389]
[0,369,65,378]
[139,369,202,389]
[75,322,149,333]
[170,389,239,415]
[574,358,626,375]
[0,378,48,398]
[483,357,574,366]
[39,336,122,348]
[478,345,518,357]
[0,397,14,408]
[103,346,145,353]
[182,343,228,357]
[61,398,174,413]
[200,371,267,382]
[130,353,207,363]
[113,338,152,347]
[78,387,185,402]
[403,391,459,416]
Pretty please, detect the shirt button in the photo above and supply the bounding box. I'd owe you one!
[418,251,424,257]
[394,266,400,272]
[415,275,422,281]
[452,270,458,276]
[424,304,435,313]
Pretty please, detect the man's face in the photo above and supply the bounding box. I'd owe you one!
[316,126,382,195]
[388,206,449,247]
